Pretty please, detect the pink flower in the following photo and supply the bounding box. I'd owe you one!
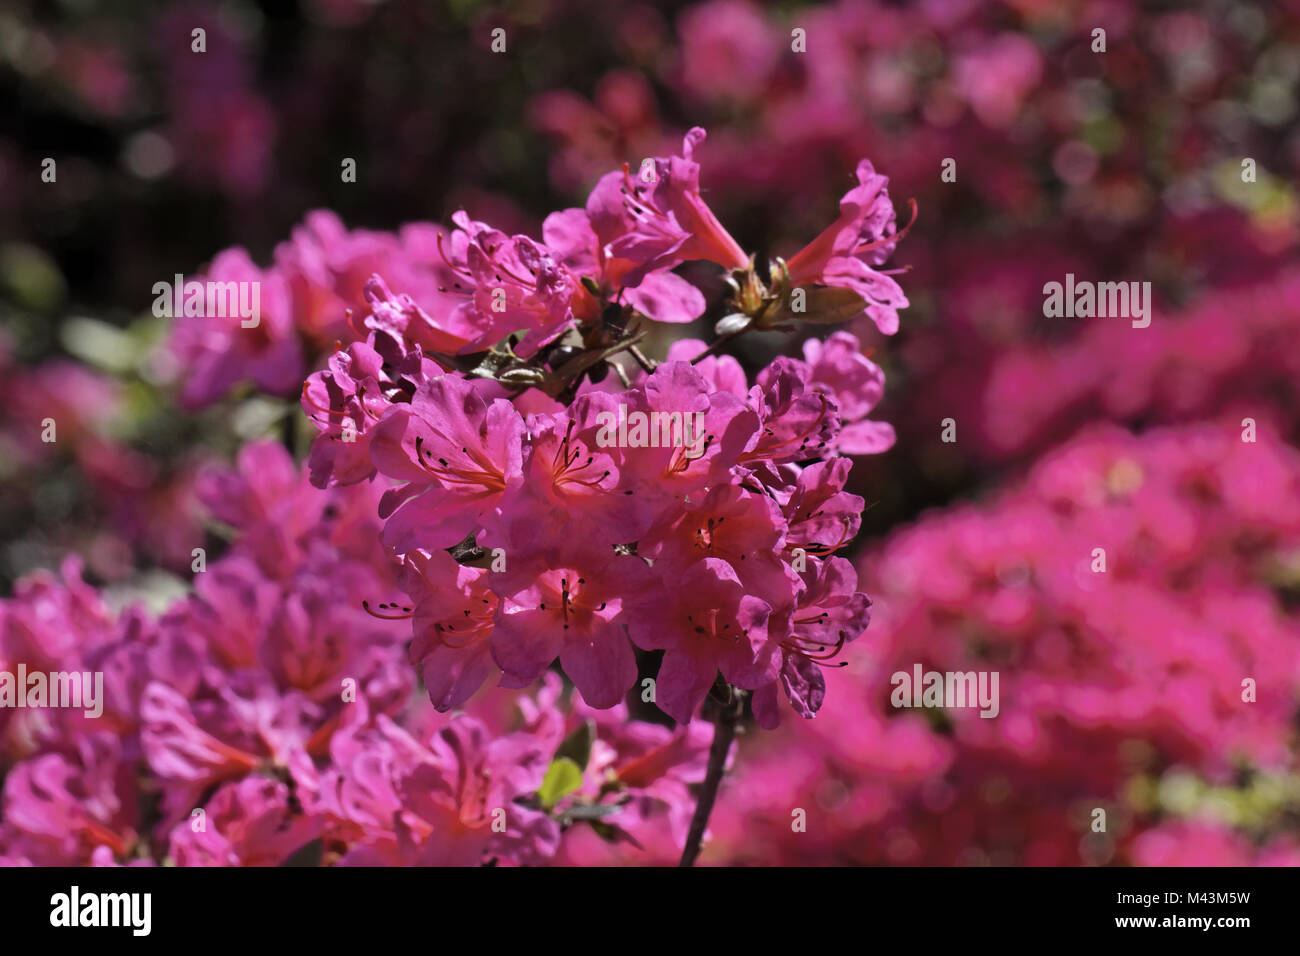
[500,393,628,545]
[197,441,326,577]
[487,542,640,710]
[586,127,749,286]
[311,706,559,866]
[752,556,871,727]
[400,717,560,865]
[626,557,779,723]
[1,735,138,865]
[441,212,597,356]
[166,249,304,409]
[543,206,706,323]
[665,338,748,396]
[301,290,448,488]
[180,555,280,671]
[740,357,841,466]
[360,271,482,356]
[139,679,318,826]
[369,374,527,553]
[780,458,866,557]
[167,776,319,866]
[802,331,895,455]
[264,558,412,710]
[0,556,114,675]
[607,361,759,519]
[401,550,501,712]
[640,483,795,608]
[274,210,405,346]
[785,160,913,335]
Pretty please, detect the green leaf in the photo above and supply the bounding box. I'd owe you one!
[61,317,140,374]
[0,243,65,311]
[538,757,584,809]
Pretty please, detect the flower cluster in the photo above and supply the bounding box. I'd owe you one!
[0,332,207,584]
[982,269,1300,458]
[2,128,910,866]
[165,210,471,410]
[0,441,710,866]
[699,419,1300,865]
[300,130,907,726]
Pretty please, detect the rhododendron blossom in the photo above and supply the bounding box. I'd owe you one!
[298,130,909,736]
[1,125,911,870]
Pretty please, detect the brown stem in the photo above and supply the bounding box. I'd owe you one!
[689,330,743,366]
[679,687,746,867]
[627,343,657,374]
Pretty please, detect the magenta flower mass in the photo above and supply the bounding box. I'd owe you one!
[3,0,1299,900]
[2,122,909,869]
[292,129,901,729]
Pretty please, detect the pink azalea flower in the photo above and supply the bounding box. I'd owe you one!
[543,206,706,323]
[1,734,138,865]
[401,549,501,712]
[784,159,913,335]
[360,272,482,356]
[274,210,406,346]
[665,338,748,396]
[608,361,759,517]
[626,557,779,723]
[395,718,560,865]
[139,678,319,827]
[167,248,305,409]
[264,557,412,711]
[740,356,842,466]
[780,458,866,557]
[197,440,327,577]
[369,374,527,553]
[487,543,639,710]
[586,127,749,287]
[302,296,447,488]
[501,393,628,545]
[0,556,114,675]
[167,775,319,866]
[752,556,871,728]
[440,212,597,356]
[311,706,558,866]
[802,331,896,455]
[640,483,796,612]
